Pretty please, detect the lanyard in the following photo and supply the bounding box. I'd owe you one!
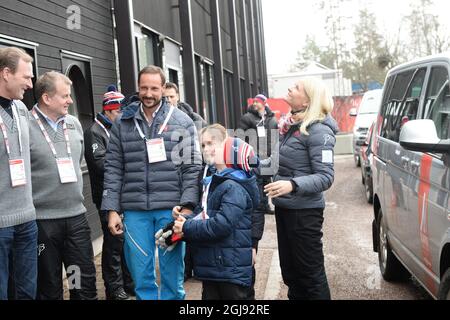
[134,105,175,140]
[201,165,211,219]
[257,113,266,127]
[95,118,111,138]
[31,108,71,158]
[0,103,23,157]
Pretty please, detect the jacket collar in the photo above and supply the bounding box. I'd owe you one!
[96,112,113,129]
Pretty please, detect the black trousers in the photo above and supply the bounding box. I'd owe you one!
[98,211,134,295]
[256,175,271,213]
[275,207,331,300]
[202,281,251,300]
[184,243,193,278]
[36,214,97,300]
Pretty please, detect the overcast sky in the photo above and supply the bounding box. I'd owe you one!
[261,0,450,75]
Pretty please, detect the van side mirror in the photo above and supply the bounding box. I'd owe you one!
[400,119,450,154]
[349,108,358,117]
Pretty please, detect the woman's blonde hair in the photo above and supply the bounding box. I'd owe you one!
[199,123,228,143]
[298,77,334,135]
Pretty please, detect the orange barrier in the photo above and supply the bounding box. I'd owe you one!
[331,95,363,133]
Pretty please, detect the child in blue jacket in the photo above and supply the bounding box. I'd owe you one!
[172,124,260,300]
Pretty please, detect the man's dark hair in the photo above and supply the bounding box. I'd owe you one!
[138,65,166,86]
[164,82,179,94]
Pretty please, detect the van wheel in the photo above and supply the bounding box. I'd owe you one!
[365,180,373,204]
[438,268,450,300]
[377,209,409,281]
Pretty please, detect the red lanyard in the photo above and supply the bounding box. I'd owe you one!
[32,108,71,158]
[0,103,23,157]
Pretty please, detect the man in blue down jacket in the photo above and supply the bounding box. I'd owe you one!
[101,66,202,300]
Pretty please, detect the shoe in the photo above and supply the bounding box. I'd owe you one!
[106,287,130,300]
[124,286,136,297]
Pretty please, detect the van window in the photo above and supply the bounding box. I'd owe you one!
[424,67,450,139]
[423,67,450,139]
[381,76,395,107]
[380,68,426,142]
[389,70,414,101]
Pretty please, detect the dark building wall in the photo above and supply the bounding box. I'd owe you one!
[129,0,267,127]
[191,0,213,60]
[0,0,118,240]
[218,0,232,72]
[0,0,117,111]
[236,2,245,79]
[132,0,181,43]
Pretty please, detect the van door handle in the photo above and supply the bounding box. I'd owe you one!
[401,156,410,168]
[411,160,420,172]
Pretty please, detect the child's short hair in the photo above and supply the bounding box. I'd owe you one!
[200,124,228,142]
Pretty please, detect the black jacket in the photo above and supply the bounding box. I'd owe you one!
[84,113,112,209]
[238,105,279,157]
[273,115,339,210]
[178,102,207,130]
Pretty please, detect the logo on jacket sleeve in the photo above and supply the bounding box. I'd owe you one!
[38,244,46,256]
[92,143,98,154]
[324,134,333,146]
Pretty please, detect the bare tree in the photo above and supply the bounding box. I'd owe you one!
[405,0,450,58]
[291,36,337,72]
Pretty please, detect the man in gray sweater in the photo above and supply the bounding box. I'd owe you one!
[29,71,97,300]
[0,47,37,300]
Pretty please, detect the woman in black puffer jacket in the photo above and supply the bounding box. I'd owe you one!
[264,77,339,300]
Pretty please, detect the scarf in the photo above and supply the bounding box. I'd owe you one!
[279,114,301,136]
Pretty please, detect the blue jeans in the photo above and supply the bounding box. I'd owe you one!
[0,220,38,300]
[123,210,185,300]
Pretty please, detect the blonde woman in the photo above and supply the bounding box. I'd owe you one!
[264,78,338,300]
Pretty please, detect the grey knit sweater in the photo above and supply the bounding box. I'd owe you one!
[29,106,86,220]
[0,101,36,228]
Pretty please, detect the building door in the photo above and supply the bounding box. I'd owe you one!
[61,51,95,131]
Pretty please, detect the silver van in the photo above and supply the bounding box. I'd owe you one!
[371,53,450,299]
[351,89,383,167]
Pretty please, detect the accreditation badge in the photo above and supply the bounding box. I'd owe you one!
[146,138,167,163]
[56,157,78,184]
[9,158,26,187]
[257,126,266,137]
